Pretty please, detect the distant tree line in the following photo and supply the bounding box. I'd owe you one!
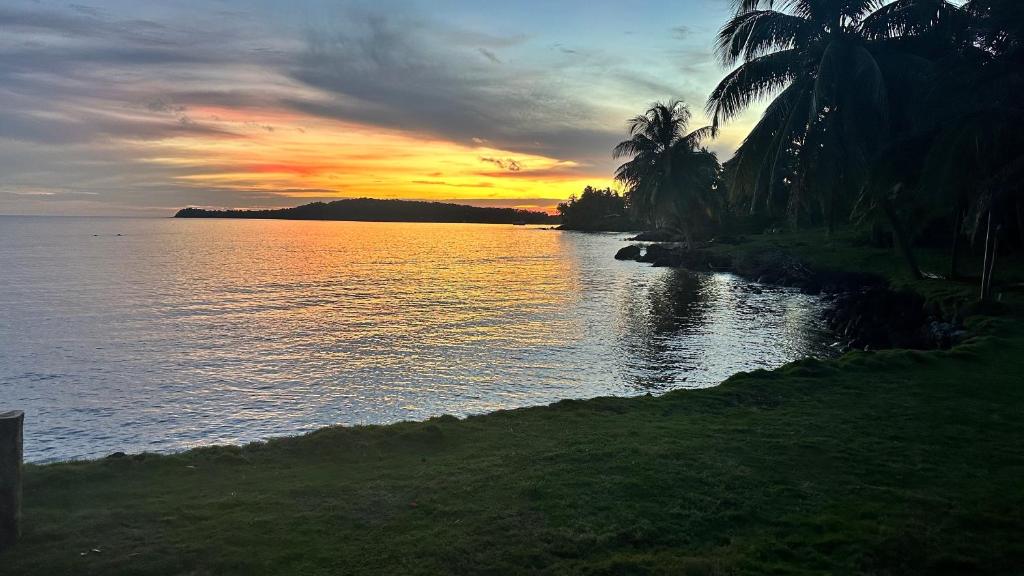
[567,0,1023,300]
[175,199,559,225]
[556,186,639,231]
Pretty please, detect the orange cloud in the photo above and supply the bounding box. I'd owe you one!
[139,108,612,211]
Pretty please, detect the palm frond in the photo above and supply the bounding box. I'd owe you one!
[613,134,659,160]
[680,126,716,150]
[707,48,803,126]
[716,10,814,65]
[728,79,810,211]
[860,0,964,40]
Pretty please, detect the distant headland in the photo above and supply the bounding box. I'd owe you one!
[174,198,559,225]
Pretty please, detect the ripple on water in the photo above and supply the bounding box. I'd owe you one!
[0,218,834,462]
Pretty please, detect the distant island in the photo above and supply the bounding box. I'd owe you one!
[174,198,559,225]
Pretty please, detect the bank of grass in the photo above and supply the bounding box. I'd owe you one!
[7,231,1024,575]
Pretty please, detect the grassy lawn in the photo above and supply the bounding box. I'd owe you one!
[6,232,1024,575]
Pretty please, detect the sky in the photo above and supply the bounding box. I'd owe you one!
[0,0,762,216]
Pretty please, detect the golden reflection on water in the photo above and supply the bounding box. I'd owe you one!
[0,217,833,461]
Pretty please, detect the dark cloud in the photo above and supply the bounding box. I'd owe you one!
[146,99,188,114]
[287,12,627,167]
[410,180,495,189]
[2,2,624,168]
[436,197,562,209]
[477,47,502,64]
[479,157,522,172]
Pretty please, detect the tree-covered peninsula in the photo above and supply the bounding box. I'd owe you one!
[175,199,559,225]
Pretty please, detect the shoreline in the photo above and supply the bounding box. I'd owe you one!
[617,234,969,351]
[8,230,1024,574]
[26,263,835,466]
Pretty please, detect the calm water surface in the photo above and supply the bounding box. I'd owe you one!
[0,217,833,462]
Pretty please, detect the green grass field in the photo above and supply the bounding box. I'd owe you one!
[6,231,1024,575]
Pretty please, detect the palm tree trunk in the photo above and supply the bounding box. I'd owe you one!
[981,213,1002,302]
[987,231,1000,299]
[683,227,694,252]
[1016,199,1024,252]
[880,197,922,280]
[980,211,994,301]
[950,206,962,280]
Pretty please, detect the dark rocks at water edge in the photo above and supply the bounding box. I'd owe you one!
[614,245,642,260]
[823,288,965,350]
[619,244,732,269]
[615,243,965,351]
[615,243,883,292]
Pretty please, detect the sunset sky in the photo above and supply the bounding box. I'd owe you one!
[0,0,762,216]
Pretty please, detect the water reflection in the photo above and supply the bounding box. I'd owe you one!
[0,218,833,462]
[617,270,833,390]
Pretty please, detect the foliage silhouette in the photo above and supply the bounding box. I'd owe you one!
[556,186,638,231]
[613,100,721,248]
[175,198,558,225]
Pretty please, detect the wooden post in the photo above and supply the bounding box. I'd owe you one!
[0,411,24,551]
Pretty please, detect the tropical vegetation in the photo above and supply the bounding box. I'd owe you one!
[556,186,638,231]
[600,0,1024,301]
[14,3,1024,574]
[611,100,721,248]
[176,199,559,225]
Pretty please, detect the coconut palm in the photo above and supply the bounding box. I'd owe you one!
[927,0,1024,297]
[613,100,720,248]
[707,0,961,233]
[857,0,1024,291]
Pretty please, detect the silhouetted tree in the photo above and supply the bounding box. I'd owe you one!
[854,0,1024,292]
[707,0,960,240]
[613,101,721,248]
[175,199,558,225]
[557,186,638,231]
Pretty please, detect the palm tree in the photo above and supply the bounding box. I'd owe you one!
[613,100,720,248]
[707,0,960,237]
[858,0,1024,293]
[936,0,1024,298]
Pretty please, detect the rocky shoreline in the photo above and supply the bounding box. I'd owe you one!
[615,241,965,351]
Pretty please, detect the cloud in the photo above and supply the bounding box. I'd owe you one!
[477,48,502,64]
[436,197,562,209]
[479,157,522,172]
[287,10,626,165]
[145,99,188,114]
[410,180,495,188]
[0,0,734,214]
[672,25,692,40]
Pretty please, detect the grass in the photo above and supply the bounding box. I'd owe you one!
[6,231,1024,575]
[705,228,1024,314]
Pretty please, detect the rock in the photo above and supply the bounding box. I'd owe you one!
[614,245,643,261]
[637,243,681,266]
[927,320,966,348]
[106,452,127,459]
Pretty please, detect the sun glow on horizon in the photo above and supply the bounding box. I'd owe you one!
[134,106,611,214]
